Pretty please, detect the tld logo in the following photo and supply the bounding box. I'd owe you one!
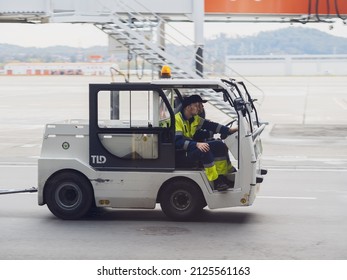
[91,155,107,164]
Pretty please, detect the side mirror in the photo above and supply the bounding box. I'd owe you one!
[234,97,245,111]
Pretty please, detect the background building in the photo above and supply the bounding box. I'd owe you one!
[3,62,117,76]
[226,54,347,76]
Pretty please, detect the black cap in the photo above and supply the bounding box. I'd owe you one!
[182,95,207,108]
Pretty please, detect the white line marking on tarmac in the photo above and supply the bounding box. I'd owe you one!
[258,196,317,200]
[20,144,38,148]
[333,97,347,110]
[267,167,347,172]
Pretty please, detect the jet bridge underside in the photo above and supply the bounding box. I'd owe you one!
[1,0,347,24]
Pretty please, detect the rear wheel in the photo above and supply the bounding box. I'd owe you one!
[45,172,94,220]
[160,179,206,221]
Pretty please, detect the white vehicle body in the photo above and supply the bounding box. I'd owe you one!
[37,78,266,220]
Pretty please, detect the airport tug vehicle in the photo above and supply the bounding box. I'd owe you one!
[37,75,267,220]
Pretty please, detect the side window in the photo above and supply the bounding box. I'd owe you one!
[98,90,157,128]
[99,133,159,159]
[97,89,171,160]
[159,89,174,127]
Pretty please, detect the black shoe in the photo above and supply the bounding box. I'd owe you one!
[214,177,229,191]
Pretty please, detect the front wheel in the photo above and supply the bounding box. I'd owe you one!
[45,172,94,220]
[160,179,206,221]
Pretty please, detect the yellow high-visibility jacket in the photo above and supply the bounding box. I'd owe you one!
[175,111,229,151]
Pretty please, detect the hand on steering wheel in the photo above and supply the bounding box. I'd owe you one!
[225,119,237,127]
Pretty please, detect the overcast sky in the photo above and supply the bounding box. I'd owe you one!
[0,21,346,48]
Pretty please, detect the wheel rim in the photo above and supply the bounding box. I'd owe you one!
[170,190,192,211]
[55,182,82,210]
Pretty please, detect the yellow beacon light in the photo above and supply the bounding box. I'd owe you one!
[160,65,171,78]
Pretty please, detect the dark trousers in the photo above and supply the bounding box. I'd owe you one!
[187,140,228,166]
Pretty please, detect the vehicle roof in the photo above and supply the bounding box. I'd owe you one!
[151,78,226,89]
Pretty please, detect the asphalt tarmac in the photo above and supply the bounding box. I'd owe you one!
[0,75,346,260]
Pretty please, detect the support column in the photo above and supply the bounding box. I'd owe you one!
[193,0,204,77]
[157,19,166,77]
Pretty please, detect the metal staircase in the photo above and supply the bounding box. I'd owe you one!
[95,0,237,116]
[98,17,197,79]
[96,0,201,79]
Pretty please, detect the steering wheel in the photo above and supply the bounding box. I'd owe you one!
[225,119,237,127]
[220,119,238,140]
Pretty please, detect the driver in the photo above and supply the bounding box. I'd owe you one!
[175,95,238,191]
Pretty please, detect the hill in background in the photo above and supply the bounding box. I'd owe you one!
[205,27,347,56]
[1,27,347,64]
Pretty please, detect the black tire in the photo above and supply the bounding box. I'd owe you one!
[160,179,206,221]
[45,172,94,220]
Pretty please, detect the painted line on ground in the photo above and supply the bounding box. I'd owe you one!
[333,97,347,110]
[257,196,317,200]
[266,167,347,172]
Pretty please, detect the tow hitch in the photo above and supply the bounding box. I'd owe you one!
[0,187,37,195]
